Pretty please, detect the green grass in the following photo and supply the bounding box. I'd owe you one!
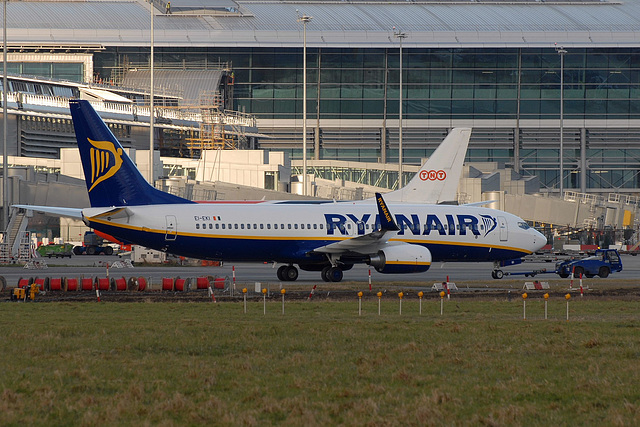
[1,299,639,426]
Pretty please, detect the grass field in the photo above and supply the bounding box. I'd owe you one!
[1,297,639,426]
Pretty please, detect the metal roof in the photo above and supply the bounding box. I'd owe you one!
[3,0,640,48]
[121,69,225,103]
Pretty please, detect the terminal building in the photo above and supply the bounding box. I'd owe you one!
[1,0,640,253]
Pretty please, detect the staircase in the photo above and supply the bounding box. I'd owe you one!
[1,208,31,263]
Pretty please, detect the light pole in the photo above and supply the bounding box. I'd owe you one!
[297,12,312,196]
[3,0,8,231]
[394,28,407,188]
[149,0,155,185]
[556,44,567,198]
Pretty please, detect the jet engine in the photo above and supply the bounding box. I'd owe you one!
[368,244,432,274]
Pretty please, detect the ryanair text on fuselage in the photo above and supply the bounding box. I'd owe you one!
[324,213,497,237]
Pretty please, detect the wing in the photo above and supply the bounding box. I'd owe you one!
[313,192,399,255]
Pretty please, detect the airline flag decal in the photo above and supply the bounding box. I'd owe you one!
[87,138,124,192]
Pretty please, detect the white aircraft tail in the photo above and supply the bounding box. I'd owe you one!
[384,128,471,204]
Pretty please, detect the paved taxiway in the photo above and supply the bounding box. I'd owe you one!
[2,253,640,288]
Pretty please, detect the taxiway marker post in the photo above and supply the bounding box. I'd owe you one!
[440,291,445,315]
[281,288,286,315]
[544,293,549,320]
[262,288,267,315]
[580,275,583,297]
[232,265,236,297]
[358,291,363,316]
[418,291,424,315]
[398,292,403,315]
[522,293,528,320]
[565,293,571,321]
[570,268,574,289]
[377,291,382,315]
[368,268,372,291]
[243,288,247,313]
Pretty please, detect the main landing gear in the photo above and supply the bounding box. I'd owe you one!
[277,265,299,281]
[321,266,343,282]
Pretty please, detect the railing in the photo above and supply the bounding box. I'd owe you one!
[5,91,256,128]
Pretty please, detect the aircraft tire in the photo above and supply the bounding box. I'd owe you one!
[493,270,504,279]
[327,267,343,282]
[284,266,299,281]
[277,265,287,281]
[321,266,331,282]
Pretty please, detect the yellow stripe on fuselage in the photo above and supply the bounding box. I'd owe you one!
[86,216,532,253]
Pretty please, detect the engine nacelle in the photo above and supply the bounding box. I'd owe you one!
[368,244,432,274]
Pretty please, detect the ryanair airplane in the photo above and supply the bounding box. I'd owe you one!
[17,100,546,282]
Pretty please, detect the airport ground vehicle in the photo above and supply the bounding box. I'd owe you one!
[491,249,622,279]
[555,249,622,278]
[72,231,114,255]
[36,243,74,258]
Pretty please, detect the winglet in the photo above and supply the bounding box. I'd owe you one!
[375,192,399,231]
[384,128,471,204]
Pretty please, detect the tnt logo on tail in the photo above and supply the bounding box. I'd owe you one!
[87,138,123,192]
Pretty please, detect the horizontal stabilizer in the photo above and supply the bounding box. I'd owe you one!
[12,205,83,220]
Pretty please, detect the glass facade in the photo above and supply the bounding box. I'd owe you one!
[95,47,640,193]
[9,62,84,83]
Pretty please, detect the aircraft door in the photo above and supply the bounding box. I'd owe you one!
[165,215,177,241]
[498,216,508,241]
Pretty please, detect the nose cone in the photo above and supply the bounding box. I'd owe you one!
[531,228,547,252]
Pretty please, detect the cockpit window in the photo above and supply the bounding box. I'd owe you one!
[518,222,531,230]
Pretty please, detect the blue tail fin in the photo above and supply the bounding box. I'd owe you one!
[70,99,193,207]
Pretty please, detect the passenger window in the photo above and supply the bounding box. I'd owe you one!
[267,224,271,229]
[307,224,311,229]
[294,224,298,229]
[209,224,213,229]
[202,223,206,229]
[253,224,257,229]
[196,224,200,229]
[235,224,238,229]
[274,224,278,229]
[222,224,226,229]
[215,224,219,229]
[320,224,324,229]
[260,224,264,229]
[241,224,245,229]
[313,224,317,229]
[281,224,284,229]
[288,224,292,229]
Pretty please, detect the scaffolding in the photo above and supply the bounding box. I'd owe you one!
[162,91,243,158]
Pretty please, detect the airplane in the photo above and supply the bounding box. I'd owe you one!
[15,100,547,282]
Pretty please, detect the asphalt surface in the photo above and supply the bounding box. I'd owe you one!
[2,253,640,290]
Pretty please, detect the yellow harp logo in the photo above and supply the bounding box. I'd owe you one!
[87,138,123,192]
